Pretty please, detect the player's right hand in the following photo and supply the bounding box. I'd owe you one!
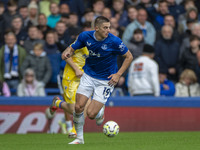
[62,47,74,60]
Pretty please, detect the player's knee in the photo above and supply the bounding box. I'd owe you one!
[87,111,96,120]
[75,104,84,113]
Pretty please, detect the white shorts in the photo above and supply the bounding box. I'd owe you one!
[76,73,114,104]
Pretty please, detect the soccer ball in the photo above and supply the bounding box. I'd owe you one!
[103,121,119,137]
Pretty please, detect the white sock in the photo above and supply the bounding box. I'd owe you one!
[61,117,65,123]
[66,120,73,132]
[95,106,104,119]
[73,112,84,140]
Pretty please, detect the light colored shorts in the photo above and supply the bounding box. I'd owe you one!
[76,73,114,104]
[62,79,80,104]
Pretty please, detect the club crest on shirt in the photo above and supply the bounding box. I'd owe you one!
[119,42,125,51]
[87,41,91,46]
[101,44,107,50]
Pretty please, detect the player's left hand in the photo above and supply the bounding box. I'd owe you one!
[108,73,121,87]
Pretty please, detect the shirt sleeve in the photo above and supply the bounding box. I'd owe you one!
[113,37,128,55]
[71,32,85,50]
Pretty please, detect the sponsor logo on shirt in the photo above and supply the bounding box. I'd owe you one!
[87,41,91,46]
[119,42,125,51]
[101,44,107,50]
[89,50,100,57]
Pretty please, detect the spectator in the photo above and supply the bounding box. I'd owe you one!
[126,0,140,6]
[18,0,31,8]
[102,7,112,19]
[179,35,200,75]
[0,32,26,89]
[127,6,138,25]
[137,0,154,9]
[37,29,44,40]
[110,27,119,36]
[128,44,160,96]
[81,8,95,25]
[178,0,196,28]
[23,25,45,52]
[60,13,70,27]
[17,68,46,96]
[11,15,28,46]
[55,21,68,49]
[159,68,175,96]
[65,13,82,44]
[179,23,200,59]
[0,80,11,97]
[19,5,32,30]
[37,13,52,38]
[92,0,105,18]
[178,7,199,34]
[59,0,85,19]
[59,3,70,14]
[147,0,169,31]
[111,0,128,28]
[195,51,200,83]
[44,31,62,86]
[3,0,18,29]
[20,43,52,86]
[175,69,200,97]
[126,28,145,59]
[47,2,61,28]
[82,21,93,31]
[156,14,181,42]
[122,8,156,45]
[0,2,5,47]
[28,1,39,26]
[155,25,180,81]
[166,0,185,22]
[110,17,124,38]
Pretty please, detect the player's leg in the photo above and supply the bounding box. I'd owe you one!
[69,93,89,144]
[58,79,78,136]
[58,106,74,134]
[90,79,114,125]
[87,99,104,120]
[69,74,93,144]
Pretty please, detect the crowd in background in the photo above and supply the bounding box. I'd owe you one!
[0,0,200,97]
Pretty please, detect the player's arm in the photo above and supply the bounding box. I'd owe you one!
[65,57,83,78]
[108,50,133,86]
[62,46,74,60]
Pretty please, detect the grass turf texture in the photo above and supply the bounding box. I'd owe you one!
[1,132,200,150]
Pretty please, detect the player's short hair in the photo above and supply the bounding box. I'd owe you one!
[94,16,110,27]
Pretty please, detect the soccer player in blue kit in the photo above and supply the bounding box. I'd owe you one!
[52,16,133,144]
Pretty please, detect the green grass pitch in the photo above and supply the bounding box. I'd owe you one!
[1,132,200,150]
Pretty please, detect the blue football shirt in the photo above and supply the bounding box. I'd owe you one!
[71,30,128,80]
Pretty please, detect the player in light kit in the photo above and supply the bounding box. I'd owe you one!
[51,16,133,144]
[58,46,90,137]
